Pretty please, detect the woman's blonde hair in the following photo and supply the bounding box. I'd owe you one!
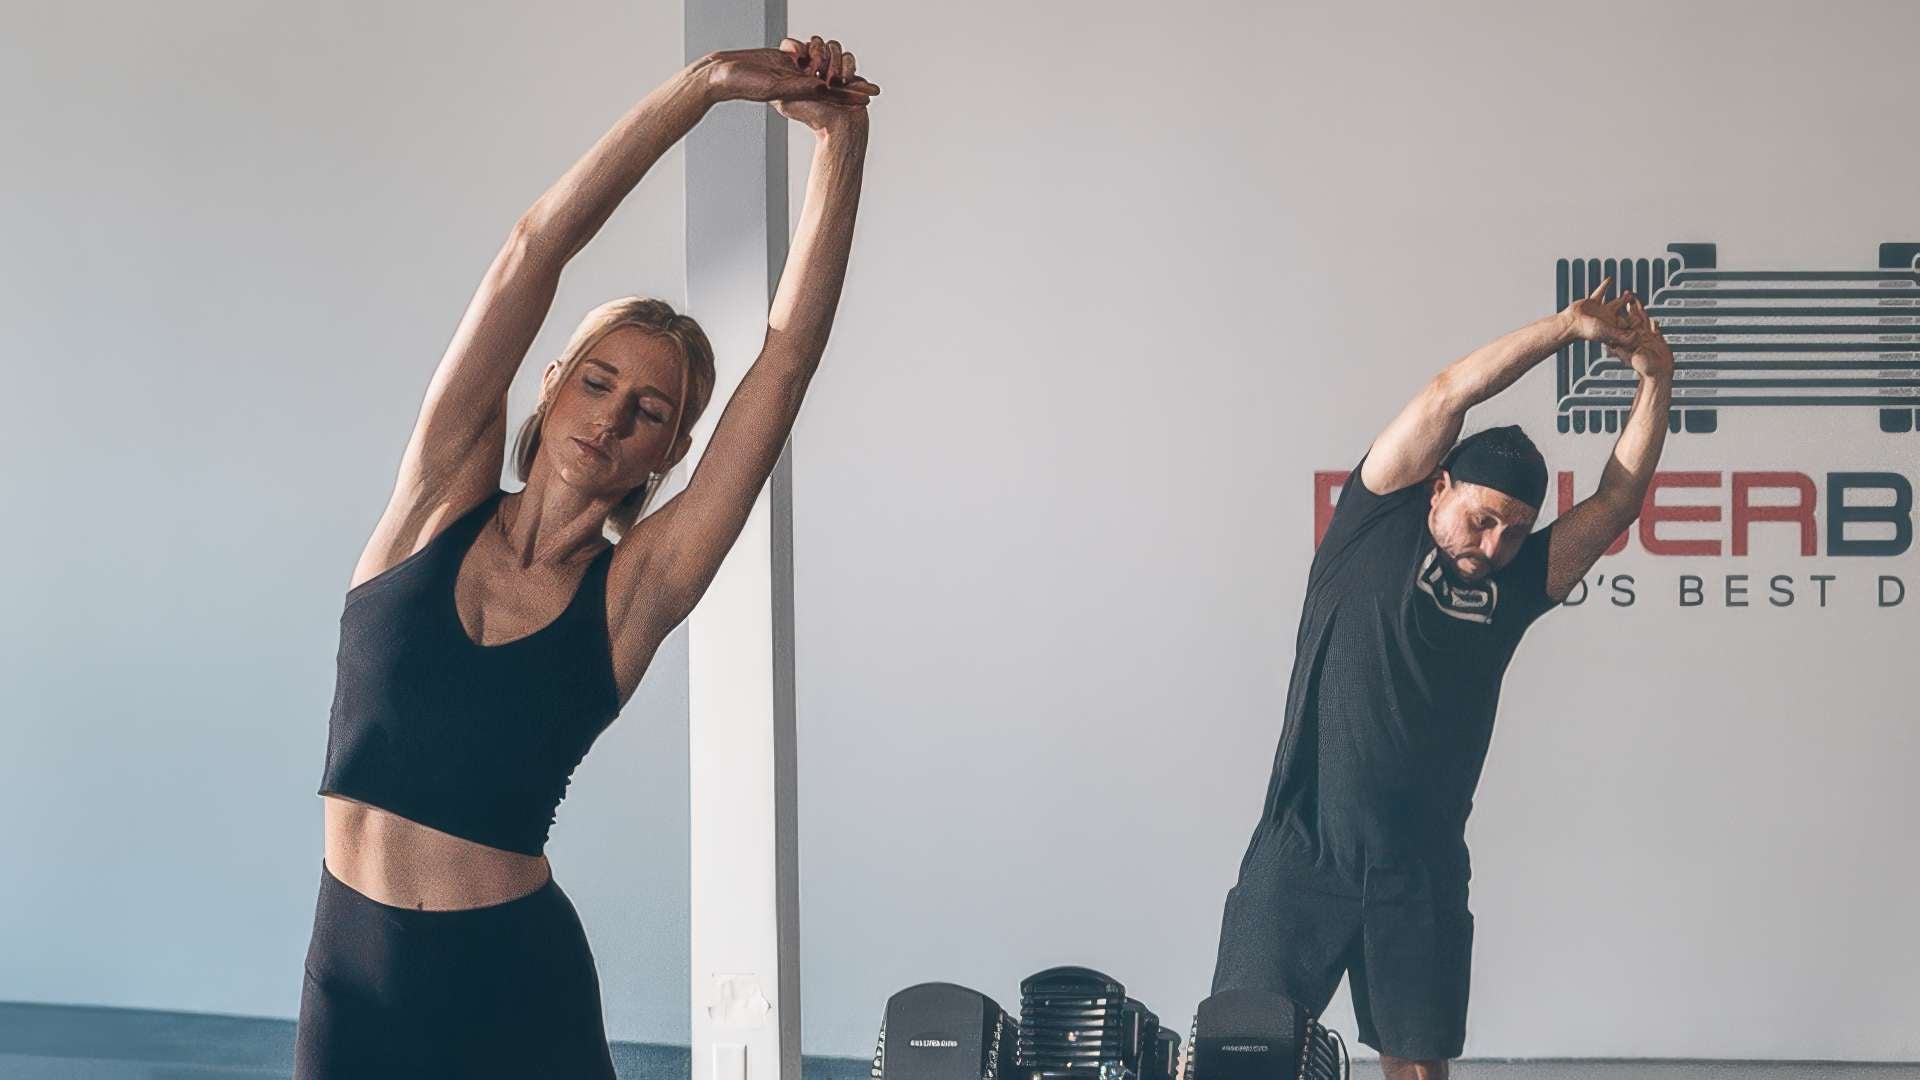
[513,297,717,541]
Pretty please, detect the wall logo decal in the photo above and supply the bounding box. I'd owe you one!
[1553,242,1920,438]
[1314,243,1919,613]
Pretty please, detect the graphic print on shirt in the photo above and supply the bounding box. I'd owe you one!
[1415,545,1499,625]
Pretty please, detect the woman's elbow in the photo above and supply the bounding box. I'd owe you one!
[507,211,571,269]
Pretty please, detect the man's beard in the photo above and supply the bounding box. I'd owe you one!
[1442,550,1490,585]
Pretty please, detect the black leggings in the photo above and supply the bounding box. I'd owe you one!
[294,859,617,1079]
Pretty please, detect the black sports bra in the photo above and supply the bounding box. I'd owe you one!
[317,489,621,856]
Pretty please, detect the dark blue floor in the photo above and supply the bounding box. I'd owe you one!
[4,1003,1918,1079]
[0,1002,873,1080]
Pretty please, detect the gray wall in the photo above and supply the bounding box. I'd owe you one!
[1,1,692,1044]
[786,0,1919,1061]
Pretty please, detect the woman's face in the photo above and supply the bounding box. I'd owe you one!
[539,325,690,498]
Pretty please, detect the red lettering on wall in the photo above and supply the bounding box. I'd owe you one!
[1312,466,1843,557]
[1314,471,1346,547]
[1730,472,1817,556]
[1639,472,1723,556]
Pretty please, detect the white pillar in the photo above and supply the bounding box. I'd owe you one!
[682,1,801,1080]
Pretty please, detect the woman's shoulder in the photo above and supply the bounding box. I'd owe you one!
[346,485,506,596]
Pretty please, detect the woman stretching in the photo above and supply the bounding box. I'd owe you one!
[293,36,878,1077]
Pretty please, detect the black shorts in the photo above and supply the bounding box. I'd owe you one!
[294,859,617,1079]
[1209,826,1474,1062]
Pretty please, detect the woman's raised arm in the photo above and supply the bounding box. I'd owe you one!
[614,38,877,636]
[363,47,861,573]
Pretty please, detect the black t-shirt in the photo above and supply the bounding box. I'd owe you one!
[1250,449,1562,891]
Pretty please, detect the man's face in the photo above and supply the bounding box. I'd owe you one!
[1426,472,1538,582]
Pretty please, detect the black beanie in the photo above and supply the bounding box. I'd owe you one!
[1441,425,1548,510]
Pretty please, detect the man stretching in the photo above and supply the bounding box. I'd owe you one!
[1211,279,1673,1078]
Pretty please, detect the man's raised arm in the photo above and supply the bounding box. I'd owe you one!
[1543,294,1675,600]
[1359,278,1637,497]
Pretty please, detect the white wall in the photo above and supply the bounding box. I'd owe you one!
[0,1,692,1043]
[786,0,1919,1061]
[7,0,1918,1062]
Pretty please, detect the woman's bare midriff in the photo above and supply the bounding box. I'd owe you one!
[323,795,552,911]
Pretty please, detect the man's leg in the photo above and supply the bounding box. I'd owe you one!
[1347,865,1473,1067]
[1209,828,1361,1009]
[1378,1054,1448,1079]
